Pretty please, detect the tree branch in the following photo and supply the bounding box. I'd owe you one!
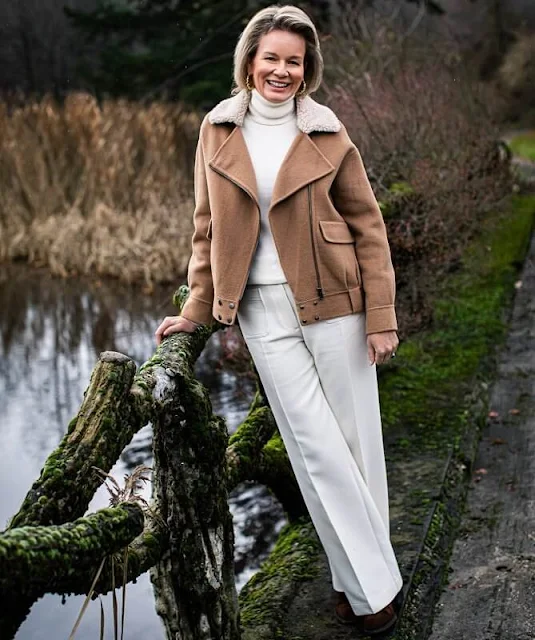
[0,503,144,639]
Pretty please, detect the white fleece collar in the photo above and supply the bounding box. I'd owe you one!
[208,89,341,134]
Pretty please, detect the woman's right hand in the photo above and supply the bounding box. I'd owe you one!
[154,315,200,345]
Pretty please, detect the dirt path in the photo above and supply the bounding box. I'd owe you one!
[429,219,535,637]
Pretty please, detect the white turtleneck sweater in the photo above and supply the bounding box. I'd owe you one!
[241,89,299,285]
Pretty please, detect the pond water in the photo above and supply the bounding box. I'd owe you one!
[0,264,285,640]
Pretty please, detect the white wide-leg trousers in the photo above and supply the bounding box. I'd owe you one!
[237,283,403,615]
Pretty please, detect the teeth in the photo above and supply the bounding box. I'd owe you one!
[267,80,289,88]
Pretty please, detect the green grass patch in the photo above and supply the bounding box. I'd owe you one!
[508,132,535,162]
[380,195,535,452]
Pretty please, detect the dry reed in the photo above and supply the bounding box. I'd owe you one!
[0,93,200,289]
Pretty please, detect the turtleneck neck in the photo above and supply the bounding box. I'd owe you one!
[248,89,296,126]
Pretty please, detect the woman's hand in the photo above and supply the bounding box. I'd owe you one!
[154,315,200,345]
[366,330,399,366]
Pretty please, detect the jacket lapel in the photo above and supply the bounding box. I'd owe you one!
[207,92,338,211]
[208,126,260,209]
[270,133,335,209]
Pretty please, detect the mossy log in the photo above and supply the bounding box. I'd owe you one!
[252,433,307,521]
[2,284,304,640]
[0,503,144,640]
[9,352,138,529]
[239,518,322,640]
[0,503,143,595]
[147,327,240,639]
[227,398,305,518]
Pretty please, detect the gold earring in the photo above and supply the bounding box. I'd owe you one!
[296,80,307,97]
[246,74,254,91]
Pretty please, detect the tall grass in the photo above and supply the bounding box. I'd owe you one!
[0,93,200,289]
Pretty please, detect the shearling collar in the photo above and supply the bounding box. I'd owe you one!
[208,89,341,134]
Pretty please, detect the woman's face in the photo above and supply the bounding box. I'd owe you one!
[247,30,306,103]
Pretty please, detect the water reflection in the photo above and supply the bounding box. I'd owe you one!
[0,264,285,640]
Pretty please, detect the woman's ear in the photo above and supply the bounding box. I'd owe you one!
[247,51,256,76]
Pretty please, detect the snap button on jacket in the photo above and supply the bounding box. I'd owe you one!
[180,90,397,335]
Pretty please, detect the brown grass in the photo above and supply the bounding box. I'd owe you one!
[0,93,200,289]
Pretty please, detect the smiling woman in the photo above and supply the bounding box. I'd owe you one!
[154,5,401,634]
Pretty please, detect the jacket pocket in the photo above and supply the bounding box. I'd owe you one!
[318,220,361,289]
[206,219,213,240]
[319,220,354,244]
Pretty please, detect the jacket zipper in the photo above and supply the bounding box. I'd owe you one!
[308,184,324,299]
[209,165,260,301]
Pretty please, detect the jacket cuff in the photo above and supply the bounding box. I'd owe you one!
[180,296,214,326]
[365,305,398,335]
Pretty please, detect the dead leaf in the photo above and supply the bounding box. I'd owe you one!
[491,438,506,445]
[449,581,467,590]
[475,468,488,475]
[509,408,520,415]
[488,411,500,419]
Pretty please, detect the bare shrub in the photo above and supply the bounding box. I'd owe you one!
[319,4,512,335]
[0,93,200,288]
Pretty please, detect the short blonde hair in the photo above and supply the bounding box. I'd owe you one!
[233,5,323,95]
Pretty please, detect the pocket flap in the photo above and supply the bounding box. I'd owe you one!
[319,220,354,243]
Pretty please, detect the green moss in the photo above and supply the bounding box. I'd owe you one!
[240,518,321,635]
[389,181,414,195]
[380,195,535,452]
[66,417,78,435]
[508,132,535,161]
[379,181,418,219]
[262,432,285,456]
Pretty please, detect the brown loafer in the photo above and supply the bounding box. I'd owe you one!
[334,591,398,636]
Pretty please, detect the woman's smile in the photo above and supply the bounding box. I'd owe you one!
[266,79,290,88]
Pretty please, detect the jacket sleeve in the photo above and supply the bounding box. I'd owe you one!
[180,120,215,326]
[331,144,397,335]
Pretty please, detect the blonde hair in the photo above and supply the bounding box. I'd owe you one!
[233,5,323,95]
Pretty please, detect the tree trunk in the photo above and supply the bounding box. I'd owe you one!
[149,329,240,639]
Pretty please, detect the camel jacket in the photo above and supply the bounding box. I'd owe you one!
[180,89,397,335]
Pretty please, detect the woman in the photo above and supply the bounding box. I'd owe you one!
[155,5,402,635]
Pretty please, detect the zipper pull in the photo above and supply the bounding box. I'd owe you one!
[317,287,324,299]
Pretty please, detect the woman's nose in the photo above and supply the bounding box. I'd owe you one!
[274,63,289,76]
